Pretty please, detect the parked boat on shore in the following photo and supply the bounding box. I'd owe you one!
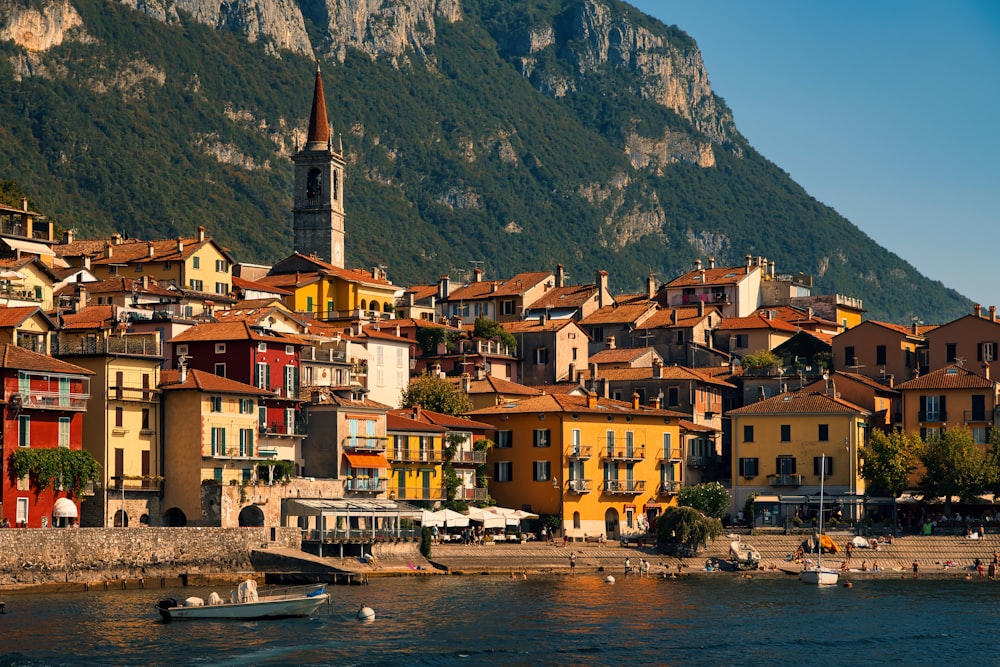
[156,581,329,621]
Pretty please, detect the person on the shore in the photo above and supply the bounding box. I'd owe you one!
[569,552,576,575]
[912,560,920,578]
[625,557,631,575]
[845,542,853,560]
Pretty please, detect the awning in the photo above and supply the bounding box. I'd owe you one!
[753,495,781,503]
[4,238,55,257]
[643,503,661,510]
[344,452,389,469]
[53,497,78,518]
[623,503,636,511]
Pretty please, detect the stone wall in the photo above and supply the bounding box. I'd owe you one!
[0,526,300,586]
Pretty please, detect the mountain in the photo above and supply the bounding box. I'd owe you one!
[0,0,971,322]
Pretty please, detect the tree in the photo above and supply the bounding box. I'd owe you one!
[741,350,781,374]
[401,373,473,416]
[655,506,722,556]
[676,482,731,519]
[918,427,991,507]
[473,317,517,351]
[416,326,460,355]
[860,429,920,497]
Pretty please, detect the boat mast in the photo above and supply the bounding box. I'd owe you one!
[818,452,825,569]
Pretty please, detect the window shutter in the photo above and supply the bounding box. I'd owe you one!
[919,396,927,422]
[920,427,926,440]
[775,457,781,474]
[939,395,947,421]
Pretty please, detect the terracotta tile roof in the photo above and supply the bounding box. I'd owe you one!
[443,271,553,301]
[502,319,581,334]
[614,293,655,306]
[233,275,293,296]
[271,253,396,287]
[526,284,597,310]
[822,371,899,395]
[0,344,94,375]
[160,368,271,395]
[637,306,718,329]
[864,320,937,337]
[386,412,447,433]
[666,265,754,288]
[679,420,717,433]
[578,303,658,326]
[727,391,868,416]
[468,392,687,419]
[59,305,116,330]
[447,374,544,397]
[716,313,799,333]
[584,364,735,388]
[589,347,657,364]
[360,325,410,343]
[56,236,232,265]
[309,387,390,409]
[83,276,176,298]
[0,305,46,328]
[214,303,306,329]
[254,272,322,289]
[656,365,737,388]
[171,320,306,345]
[894,364,996,390]
[403,284,438,301]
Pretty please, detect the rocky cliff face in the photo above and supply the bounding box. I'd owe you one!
[0,0,88,52]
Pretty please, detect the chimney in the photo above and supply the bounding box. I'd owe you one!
[63,229,75,244]
[111,233,122,245]
[984,364,991,381]
[472,268,484,283]
[178,360,187,385]
[142,275,149,289]
[73,285,87,313]
[991,306,997,322]
[746,254,753,270]
[198,226,205,242]
[671,309,678,325]
[807,307,814,320]
[147,242,155,258]
[698,301,705,317]
[632,392,640,409]
[708,256,716,269]
[104,244,113,259]
[770,260,776,279]
[589,362,598,381]
[693,259,702,271]
[596,270,609,308]
[438,275,450,300]
[176,238,184,254]
[647,273,656,299]
[462,373,472,394]
[556,264,565,288]
[606,335,616,349]
[652,358,662,378]
[651,395,661,409]
[21,196,28,211]
[83,256,90,271]
[539,313,546,327]
[975,304,982,318]
[587,391,598,409]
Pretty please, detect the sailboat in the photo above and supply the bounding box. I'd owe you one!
[800,453,839,586]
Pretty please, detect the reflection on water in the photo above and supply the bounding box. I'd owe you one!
[2,575,1000,665]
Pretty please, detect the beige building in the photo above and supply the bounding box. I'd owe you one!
[503,317,588,386]
[832,319,930,383]
[924,306,1000,378]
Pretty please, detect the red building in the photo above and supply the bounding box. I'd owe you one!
[0,345,93,527]
[170,321,307,472]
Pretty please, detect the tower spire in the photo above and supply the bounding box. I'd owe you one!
[306,61,330,146]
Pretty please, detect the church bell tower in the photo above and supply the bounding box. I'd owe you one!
[292,64,346,267]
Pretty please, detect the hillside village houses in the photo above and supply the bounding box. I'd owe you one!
[7,64,1000,540]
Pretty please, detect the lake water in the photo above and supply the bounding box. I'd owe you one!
[1,574,998,666]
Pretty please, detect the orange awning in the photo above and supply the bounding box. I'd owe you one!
[344,452,389,469]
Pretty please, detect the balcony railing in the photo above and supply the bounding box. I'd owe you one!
[917,410,946,423]
[681,292,729,305]
[767,474,803,487]
[387,449,444,463]
[658,448,684,461]
[603,447,645,462]
[453,450,487,465]
[341,436,388,452]
[963,410,992,424]
[260,422,306,437]
[567,445,592,460]
[53,335,162,357]
[460,487,488,501]
[344,478,388,493]
[568,479,593,494]
[112,477,163,492]
[658,481,682,495]
[17,390,89,411]
[392,487,446,501]
[301,346,348,362]
[686,455,708,468]
[602,479,645,494]
[0,284,42,303]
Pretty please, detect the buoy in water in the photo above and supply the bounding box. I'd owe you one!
[605,575,615,584]
[357,605,376,622]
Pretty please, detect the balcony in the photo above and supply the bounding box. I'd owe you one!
[0,284,42,303]
[657,448,684,462]
[767,474,803,487]
[602,479,645,495]
[301,346,347,363]
[566,445,592,460]
[391,486,446,501]
[112,476,163,492]
[568,479,593,494]
[681,292,730,306]
[603,446,645,462]
[460,487,488,502]
[16,390,89,411]
[658,481,682,495]
[341,436,388,452]
[53,334,162,357]
[964,410,992,424]
[344,478,388,494]
[453,450,487,465]
[387,449,444,463]
[260,421,306,437]
[686,456,708,468]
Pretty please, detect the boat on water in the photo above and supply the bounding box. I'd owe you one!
[800,453,839,586]
[156,581,329,621]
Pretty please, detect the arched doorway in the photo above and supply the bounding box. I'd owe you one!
[114,509,129,527]
[239,505,265,527]
[604,508,620,540]
[163,507,187,527]
[573,511,581,530]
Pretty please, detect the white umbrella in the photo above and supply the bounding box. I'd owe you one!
[467,506,505,529]
[420,509,444,527]
[440,508,470,528]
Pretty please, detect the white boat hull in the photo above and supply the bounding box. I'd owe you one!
[157,589,329,621]
[800,568,839,586]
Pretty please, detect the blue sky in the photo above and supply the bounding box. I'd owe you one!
[628,0,1000,314]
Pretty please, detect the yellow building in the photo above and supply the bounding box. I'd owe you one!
[258,253,402,324]
[470,392,686,541]
[159,367,273,527]
[386,411,447,503]
[728,391,869,527]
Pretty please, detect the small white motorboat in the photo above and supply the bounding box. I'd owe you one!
[156,581,329,621]
[729,540,761,570]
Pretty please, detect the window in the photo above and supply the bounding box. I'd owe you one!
[240,428,253,457]
[533,429,550,447]
[215,343,226,354]
[739,457,759,477]
[496,430,512,448]
[534,347,549,365]
[662,432,673,458]
[256,362,270,390]
[972,394,987,421]
[571,429,581,454]
[189,279,203,291]
[533,461,551,482]
[973,427,988,444]
[780,424,791,442]
[210,395,223,412]
[675,330,685,345]
[176,344,188,357]
[16,498,28,525]
[734,334,748,348]
[58,417,70,448]
[743,425,754,443]
[306,296,314,313]
[214,363,226,377]
[921,395,945,422]
[192,256,200,269]
[242,467,252,482]
[240,398,255,414]
[286,345,295,355]
[258,342,267,353]
[667,387,679,407]
[776,456,797,475]
[979,341,997,363]
[141,408,150,431]
[115,407,124,427]
[589,326,605,343]
[844,346,855,367]
[215,259,228,272]
[876,345,886,366]
[606,430,615,456]
[495,461,513,482]
[214,467,223,482]
[501,300,515,316]
[946,343,957,363]
[813,455,833,476]
[211,427,226,456]
[215,282,228,295]
[115,371,123,400]
[163,261,172,270]
[818,424,829,441]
